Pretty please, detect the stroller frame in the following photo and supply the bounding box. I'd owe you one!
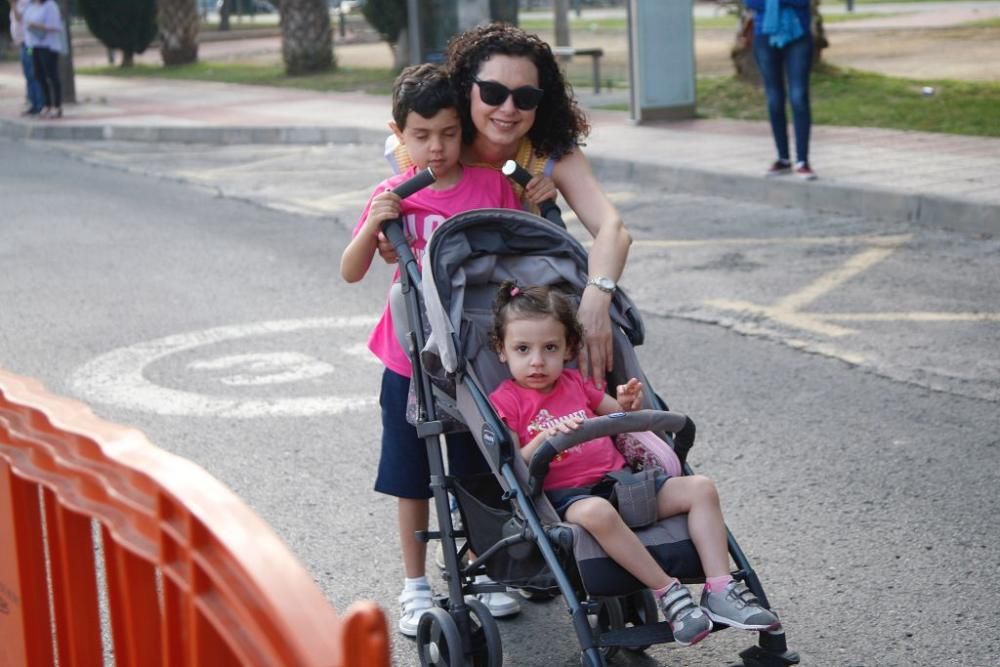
[380,171,798,667]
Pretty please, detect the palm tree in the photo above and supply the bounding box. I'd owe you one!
[159,0,199,66]
[279,0,334,75]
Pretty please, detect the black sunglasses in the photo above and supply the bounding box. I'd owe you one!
[473,78,545,111]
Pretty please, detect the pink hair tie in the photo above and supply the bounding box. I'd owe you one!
[510,286,521,297]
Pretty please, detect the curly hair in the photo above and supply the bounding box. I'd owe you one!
[490,281,584,358]
[446,23,590,160]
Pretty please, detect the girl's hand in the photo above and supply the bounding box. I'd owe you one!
[548,416,584,436]
[523,174,558,206]
[616,378,644,412]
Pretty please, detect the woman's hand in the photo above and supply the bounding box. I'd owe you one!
[576,287,614,389]
[522,174,558,206]
[615,378,644,412]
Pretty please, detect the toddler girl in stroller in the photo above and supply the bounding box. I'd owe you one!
[488,281,780,647]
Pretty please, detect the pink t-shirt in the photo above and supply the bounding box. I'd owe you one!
[489,369,627,490]
[355,165,520,377]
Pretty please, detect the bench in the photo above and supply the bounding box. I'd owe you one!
[551,46,605,94]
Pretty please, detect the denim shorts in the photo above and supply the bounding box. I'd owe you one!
[374,369,489,499]
[545,469,670,519]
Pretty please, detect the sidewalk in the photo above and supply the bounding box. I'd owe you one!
[1,70,998,232]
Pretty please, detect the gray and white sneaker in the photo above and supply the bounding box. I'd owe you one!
[658,581,713,646]
[398,584,434,637]
[469,575,521,618]
[701,580,779,631]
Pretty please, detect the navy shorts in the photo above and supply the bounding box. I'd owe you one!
[545,469,670,519]
[374,369,489,499]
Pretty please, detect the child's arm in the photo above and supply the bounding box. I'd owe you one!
[340,191,401,283]
[594,378,644,415]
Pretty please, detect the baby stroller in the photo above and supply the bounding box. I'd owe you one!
[381,169,799,667]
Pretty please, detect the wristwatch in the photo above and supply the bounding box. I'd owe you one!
[586,276,617,294]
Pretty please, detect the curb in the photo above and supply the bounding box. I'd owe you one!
[4,118,997,234]
[588,157,1000,235]
[0,118,388,146]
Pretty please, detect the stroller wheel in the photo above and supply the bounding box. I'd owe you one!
[465,597,504,667]
[417,607,463,667]
[587,597,625,662]
[621,589,659,652]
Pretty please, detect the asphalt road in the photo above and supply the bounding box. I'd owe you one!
[1,137,998,666]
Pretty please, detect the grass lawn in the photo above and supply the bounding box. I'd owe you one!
[696,65,1000,137]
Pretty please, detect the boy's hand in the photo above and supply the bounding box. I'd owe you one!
[376,232,399,264]
[363,191,401,237]
[523,174,558,205]
[616,378,644,412]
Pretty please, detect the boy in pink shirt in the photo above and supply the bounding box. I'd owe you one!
[488,282,780,647]
[340,64,521,637]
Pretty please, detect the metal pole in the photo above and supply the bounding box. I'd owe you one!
[407,0,422,65]
[554,0,570,48]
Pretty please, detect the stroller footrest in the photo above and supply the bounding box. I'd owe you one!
[598,621,675,648]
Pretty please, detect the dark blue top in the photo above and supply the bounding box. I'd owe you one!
[745,0,811,38]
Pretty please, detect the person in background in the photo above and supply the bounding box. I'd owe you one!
[746,0,818,180]
[23,0,65,120]
[9,0,45,116]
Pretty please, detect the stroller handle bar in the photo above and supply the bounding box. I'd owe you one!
[527,410,693,495]
[381,167,437,283]
[502,160,565,227]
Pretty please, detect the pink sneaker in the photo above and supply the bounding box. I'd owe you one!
[794,162,817,180]
[765,160,792,177]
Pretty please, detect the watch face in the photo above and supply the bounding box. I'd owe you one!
[592,277,615,292]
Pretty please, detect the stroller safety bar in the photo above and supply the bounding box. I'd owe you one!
[527,410,693,495]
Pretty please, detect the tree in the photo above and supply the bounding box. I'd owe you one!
[278,0,334,75]
[78,0,157,67]
[362,0,408,71]
[1,1,11,51]
[729,0,828,84]
[158,0,199,66]
[363,0,518,72]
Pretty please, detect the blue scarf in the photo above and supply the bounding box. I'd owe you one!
[761,0,804,47]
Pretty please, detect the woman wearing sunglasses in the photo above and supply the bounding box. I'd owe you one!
[384,22,631,390]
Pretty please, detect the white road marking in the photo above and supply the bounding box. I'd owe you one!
[187,352,336,386]
[70,316,381,418]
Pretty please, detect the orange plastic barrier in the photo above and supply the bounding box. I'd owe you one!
[0,368,390,667]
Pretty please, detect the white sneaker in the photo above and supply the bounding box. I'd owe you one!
[398,584,434,637]
[469,575,521,618]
